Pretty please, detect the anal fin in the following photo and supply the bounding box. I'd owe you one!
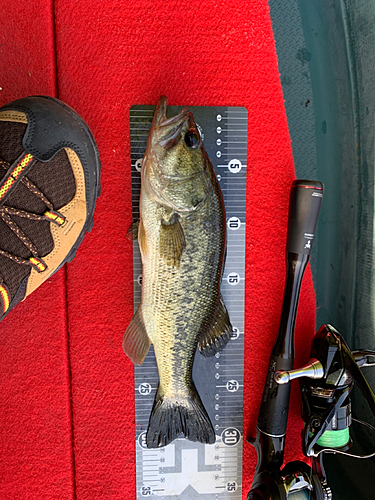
[123,306,151,365]
[198,295,233,357]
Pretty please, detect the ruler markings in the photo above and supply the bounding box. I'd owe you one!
[222,128,246,135]
[213,141,248,144]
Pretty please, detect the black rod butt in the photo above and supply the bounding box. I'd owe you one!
[287,180,324,255]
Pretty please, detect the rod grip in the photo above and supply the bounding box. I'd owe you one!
[257,355,294,436]
[287,180,323,255]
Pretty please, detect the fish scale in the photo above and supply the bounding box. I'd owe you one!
[130,104,247,499]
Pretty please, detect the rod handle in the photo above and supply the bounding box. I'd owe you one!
[287,180,324,255]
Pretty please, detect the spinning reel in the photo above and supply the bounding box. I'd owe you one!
[273,324,375,500]
[247,180,375,500]
[280,323,375,460]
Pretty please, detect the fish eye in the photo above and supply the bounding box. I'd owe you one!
[184,131,200,149]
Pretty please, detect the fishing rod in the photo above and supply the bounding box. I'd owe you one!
[248,180,375,499]
[247,179,324,500]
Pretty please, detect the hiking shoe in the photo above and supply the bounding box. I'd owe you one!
[0,96,101,320]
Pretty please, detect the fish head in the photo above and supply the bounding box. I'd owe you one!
[142,96,211,213]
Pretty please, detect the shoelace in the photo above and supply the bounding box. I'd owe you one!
[0,157,66,274]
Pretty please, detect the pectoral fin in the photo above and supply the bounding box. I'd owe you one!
[126,220,147,260]
[123,306,151,365]
[198,295,232,357]
[159,214,186,267]
[126,220,139,241]
[138,219,148,259]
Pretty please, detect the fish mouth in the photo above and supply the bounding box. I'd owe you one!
[151,96,202,150]
[153,95,188,129]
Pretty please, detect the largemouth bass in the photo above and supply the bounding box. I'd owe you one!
[123,96,232,448]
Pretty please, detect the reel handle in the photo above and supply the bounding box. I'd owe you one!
[275,358,324,384]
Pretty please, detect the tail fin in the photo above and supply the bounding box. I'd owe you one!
[146,384,215,448]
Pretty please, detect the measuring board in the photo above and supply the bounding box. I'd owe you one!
[130,104,247,499]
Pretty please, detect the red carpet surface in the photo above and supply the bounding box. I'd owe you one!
[0,1,317,498]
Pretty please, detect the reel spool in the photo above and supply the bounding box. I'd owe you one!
[287,493,310,500]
